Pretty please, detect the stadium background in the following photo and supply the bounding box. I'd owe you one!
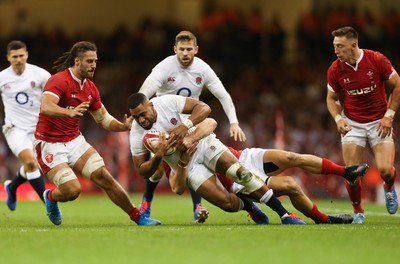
[0,0,399,203]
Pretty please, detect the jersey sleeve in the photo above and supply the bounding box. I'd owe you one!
[139,64,166,98]
[375,52,396,80]
[88,81,103,111]
[160,94,186,113]
[43,74,65,98]
[36,68,51,89]
[327,63,342,93]
[203,65,239,124]
[129,124,149,156]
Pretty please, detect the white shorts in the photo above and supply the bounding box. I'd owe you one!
[186,134,228,191]
[230,148,269,194]
[341,117,393,147]
[2,123,35,157]
[33,134,92,174]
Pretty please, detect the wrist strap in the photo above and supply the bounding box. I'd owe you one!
[183,119,193,129]
[178,160,187,168]
[384,109,395,120]
[334,114,343,123]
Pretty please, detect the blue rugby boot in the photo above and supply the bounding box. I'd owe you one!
[4,180,17,211]
[137,215,161,226]
[247,202,269,224]
[282,213,306,225]
[352,212,365,224]
[139,197,153,218]
[384,187,398,214]
[43,189,62,225]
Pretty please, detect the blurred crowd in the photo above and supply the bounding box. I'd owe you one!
[1,3,400,200]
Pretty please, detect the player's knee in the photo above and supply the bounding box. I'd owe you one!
[53,167,77,186]
[281,176,302,195]
[91,167,116,189]
[226,162,264,193]
[24,159,39,172]
[63,181,82,201]
[218,195,240,212]
[53,168,81,201]
[378,166,395,181]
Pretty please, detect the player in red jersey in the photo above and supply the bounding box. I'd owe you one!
[326,26,400,223]
[33,41,160,226]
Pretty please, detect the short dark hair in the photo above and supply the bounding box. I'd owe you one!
[7,40,27,54]
[175,30,197,46]
[127,93,148,109]
[332,26,358,40]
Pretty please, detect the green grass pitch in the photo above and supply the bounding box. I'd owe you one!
[1,194,399,264]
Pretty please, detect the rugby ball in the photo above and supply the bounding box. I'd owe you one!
[143,131,176,156]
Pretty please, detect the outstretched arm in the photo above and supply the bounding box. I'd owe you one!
[90,106,133,132]
[207,82,246,142]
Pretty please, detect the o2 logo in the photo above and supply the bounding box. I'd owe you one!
[176,87,192,97]
[15,92,33,106]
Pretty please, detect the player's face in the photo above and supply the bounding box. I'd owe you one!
[75,51,97,79]
[130,101,156,130]
[174,40,198,68]
[333,36,356,64]
[7,48,28,75]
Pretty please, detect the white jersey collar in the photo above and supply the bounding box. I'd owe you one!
[345,49,364,71]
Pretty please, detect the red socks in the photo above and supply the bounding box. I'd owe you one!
[47,190,56,202]
[129,208,141,222]
[304,204,329,223]
[321,158,345,176]
[345,180,363,212]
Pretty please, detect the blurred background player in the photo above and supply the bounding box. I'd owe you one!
[138,30,246,222]
[33,41,160,226]
[1,40,50,210]
[326,26,400,223]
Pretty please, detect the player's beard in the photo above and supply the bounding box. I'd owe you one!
[140,119,152,130]
[79,65,95,78]
[179,56,193,67]
[84,68,95,78]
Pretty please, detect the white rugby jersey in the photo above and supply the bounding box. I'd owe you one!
[130,94,186,156]
[0,63,51,130]
[130,94,221,175]
[139,55,238,124]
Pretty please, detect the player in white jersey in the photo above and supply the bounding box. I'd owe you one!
[1,40,51,210]
[128,93,306,224]
[327,26,400,223]
[138,30,246,222]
